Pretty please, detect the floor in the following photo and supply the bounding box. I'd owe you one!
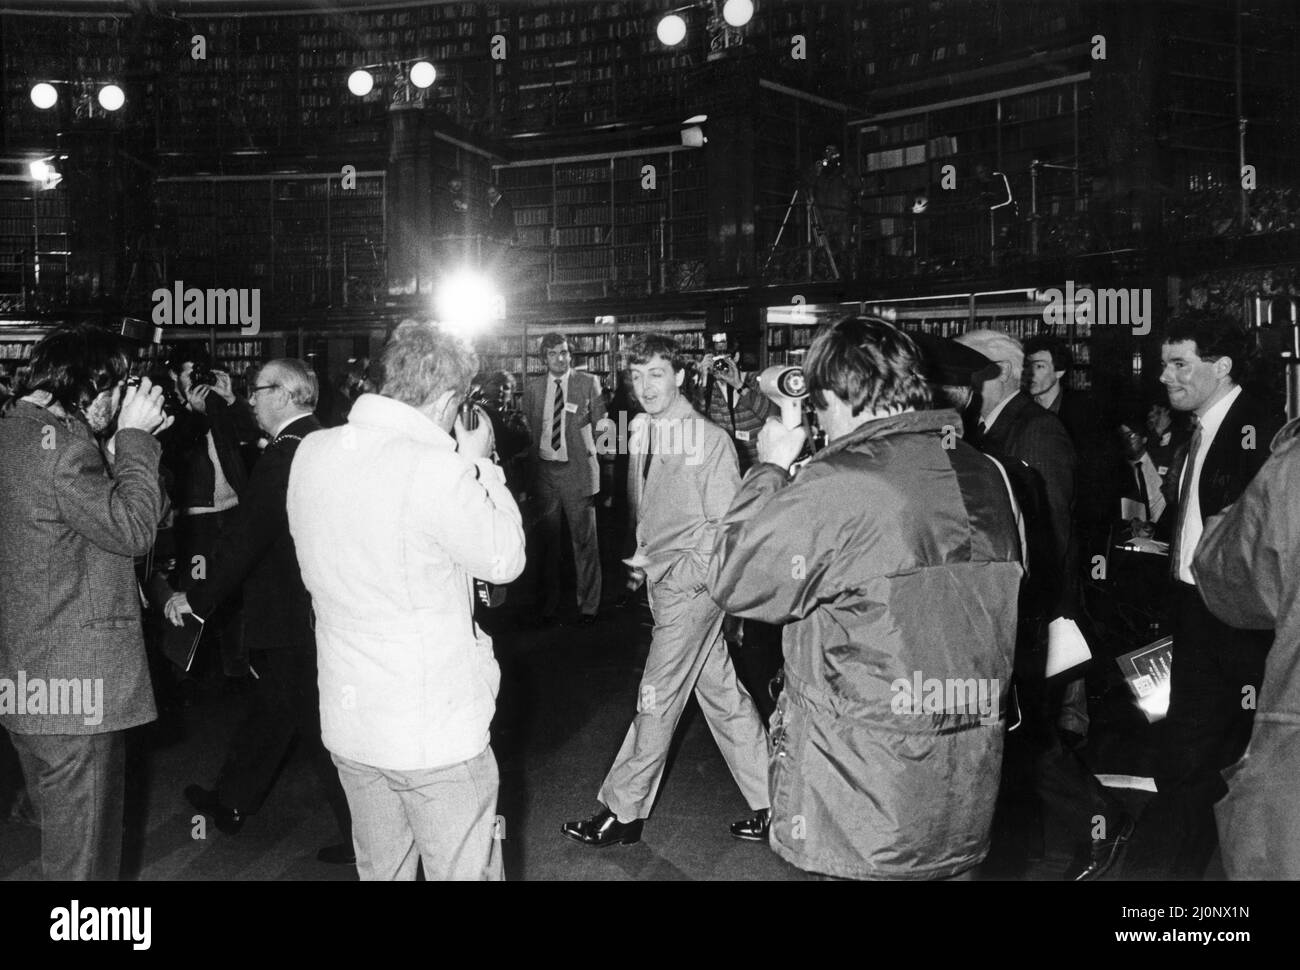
[0,523,1180,882]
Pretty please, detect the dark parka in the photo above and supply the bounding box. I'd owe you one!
[709,409,1023,880]
[1193,419,1300,879]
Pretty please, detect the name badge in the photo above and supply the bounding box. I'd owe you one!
[565,402,578,414]
[1157,466,1168,476]
[735,430,751,442]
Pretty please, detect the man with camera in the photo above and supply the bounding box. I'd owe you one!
[287,321,525,880]
[709,317,1023,880]
[0,324,171,880]
[163,347,260,680]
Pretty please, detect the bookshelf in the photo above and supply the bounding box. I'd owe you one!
[0,183,71,313]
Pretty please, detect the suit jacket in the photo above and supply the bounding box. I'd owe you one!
[0,401,166,734]
[1045,388,1122,528]
[1157,389,1282,547]
[161,394,259,509]
[187,414,320,652]
[627,396,740,594]
[524,369,606,497]
[977,391,1077,621]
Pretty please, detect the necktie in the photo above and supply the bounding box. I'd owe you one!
[642,419,655,482]
[977,418,987,442]
[1133,461,1151,519]
[1169,418,1202,580]
[550,378,564,452]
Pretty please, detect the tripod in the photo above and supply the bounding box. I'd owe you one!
[762,186,841,281]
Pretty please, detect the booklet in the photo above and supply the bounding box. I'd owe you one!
[161,614,205,673]
[1116,636,1174,722]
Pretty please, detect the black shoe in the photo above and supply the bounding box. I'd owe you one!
[185,784,245,836]
[577,613,597,627]
[560,808,643,847]
[1065,813,1135,881]
[316,842,357,865]
[730,808,771,842]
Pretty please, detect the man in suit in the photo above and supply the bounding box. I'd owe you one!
[167,359,352,864]
[561,334,769,847]
[0,324,171,880]
[1126,319,1281,880]
[956,329,1131,881]
[524,333,607,625]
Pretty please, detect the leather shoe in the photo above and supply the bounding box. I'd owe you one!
[730,808,771,842]
[560,808,643,847]
[316,842,357,865]
[184,784,245,836]
[1065,812,1135,881]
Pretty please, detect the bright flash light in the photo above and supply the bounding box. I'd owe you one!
[435,270,505,336]
[722,0,755,28]
[657,14,687,46]
[98,84,125,111]
[29,160,51,181]
[30,83,58,109]
[409,61,436,88]
[347,69,375,96]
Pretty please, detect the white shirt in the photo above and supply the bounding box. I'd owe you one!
[982,389,1020,434]
[1177,383,1242,584]
[540,370,571,462]
[185,430,239,515]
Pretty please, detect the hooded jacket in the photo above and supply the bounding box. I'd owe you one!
[709,408,1023,879]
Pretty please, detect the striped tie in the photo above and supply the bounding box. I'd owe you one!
[550,378,564,452]
[1169,418,1202,581]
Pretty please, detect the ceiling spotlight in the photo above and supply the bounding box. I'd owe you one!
[98,84,125,111]
[722,0,755,28]
[30,83,58,110]
[409,61,436,89]
[657,14,687,47]
[347,69,375,97]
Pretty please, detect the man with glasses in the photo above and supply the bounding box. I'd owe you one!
[523,333,607,626]
[167,360,353,865]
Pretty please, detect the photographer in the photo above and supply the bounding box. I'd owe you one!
[0,324,171,880]
[709,317,1023,880]
[287,321,525,880]
[163,346,260,680]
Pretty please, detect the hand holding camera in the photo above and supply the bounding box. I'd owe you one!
[118,376,173,436]
[710,354,743,390]
[454,399,495,462]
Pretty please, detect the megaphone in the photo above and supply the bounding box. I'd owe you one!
[758,365,807,429]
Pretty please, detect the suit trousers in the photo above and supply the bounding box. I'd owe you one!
[216,646,351,840]
[176,509,247,678]
[535,462,601,617]
[598,578,769,822]
[1127,583,1270,879]
[331,745,503,881]
[9,729,125,880]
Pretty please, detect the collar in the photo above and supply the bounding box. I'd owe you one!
[983,389,1020,431]
[346,393,454,450]
[812,408,963,463]
[547,369,571,385]
[272,412,311,439]
[1194,383,1242,444]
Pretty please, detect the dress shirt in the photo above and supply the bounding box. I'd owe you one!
[1176,384,1242,584]
[982,389,1020,435]
[540,370,570,463]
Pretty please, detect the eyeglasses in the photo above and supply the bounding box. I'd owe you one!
[250,384,281,396]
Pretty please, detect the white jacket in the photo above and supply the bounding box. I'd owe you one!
[287,394,525,771]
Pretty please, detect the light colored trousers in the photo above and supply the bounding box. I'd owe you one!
[332,745,503,881]
[598,577,769,821]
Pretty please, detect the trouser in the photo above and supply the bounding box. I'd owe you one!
[535,465,601,617]
[331,746,503,881]
[1126,583,1270,879]
[1057,676,1090,737]
[176,509,247,677]
[998,618,1122,850]
[215,646,351,841]
[8,729,126,881]
[598,577,769,821]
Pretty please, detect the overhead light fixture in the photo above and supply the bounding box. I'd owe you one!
[97,84,125,112]
[30,83,58,110]
[409,61,436,88]
[657,13,687,46]
[28,158,61,190]
[681,126,706,147]
[722,0,755,27]
[347,69,375,96]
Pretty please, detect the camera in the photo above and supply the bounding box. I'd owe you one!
[458,387,487,431]
[189,361,217,388]
[711,355,735,374]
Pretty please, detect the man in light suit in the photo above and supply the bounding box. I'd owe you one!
[560,334,769,848]
[524,333,606,625]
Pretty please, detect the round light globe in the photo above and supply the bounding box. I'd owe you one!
[657,14,687,46]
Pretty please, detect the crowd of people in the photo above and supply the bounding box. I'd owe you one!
[0,310,1295,881]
